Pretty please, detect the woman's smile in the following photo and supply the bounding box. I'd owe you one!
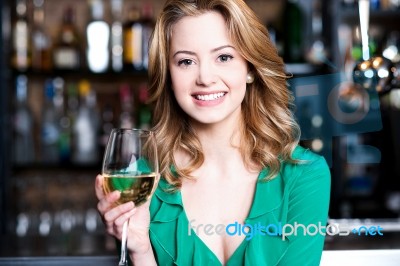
[192,91,228,106]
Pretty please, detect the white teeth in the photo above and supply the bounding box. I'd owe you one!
[195,92,225,101]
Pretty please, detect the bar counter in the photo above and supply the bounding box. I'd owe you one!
[0,256,118,266]
[1,220,400,265]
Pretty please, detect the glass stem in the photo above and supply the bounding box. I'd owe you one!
[118,220,128,266]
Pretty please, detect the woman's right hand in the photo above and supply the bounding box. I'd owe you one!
[95,174,153,256]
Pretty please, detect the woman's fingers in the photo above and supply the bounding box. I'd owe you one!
[114,207,136,228]
[95,174,105,200]
[105,203,136,237]
[104,200,134,222]
[97,190,120,214]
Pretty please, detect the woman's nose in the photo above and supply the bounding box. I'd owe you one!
[196,61,217,87]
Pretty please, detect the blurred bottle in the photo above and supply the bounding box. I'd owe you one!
[53,77,72,164]
[383,31,400,63]
[306,0,328,65]
[344,134,380,198]
[100,104,115,149]
[123,6,143,71]
[53,6,81,70]
[12,0,31,71]
[266,22,283,57]
[72,80,100,165]
[137,83,152,130]
[140,2,155,70]
[351,26,363,62]
[351,26,378,62]
[370,0,381,10]
[341,0,356,8]
[66,83,79,160]
[31,0,52,72]
[282,0,304,63]
[13,75,35,164]
[119,83,135,128]
[110,0,124,72]
[380,0,389,9]
[53,77,65,120]
[41,79,60,164]
[388,0,400,9]
[86,0,110,73]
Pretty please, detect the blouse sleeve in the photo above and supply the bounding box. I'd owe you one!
[279,155,331,266]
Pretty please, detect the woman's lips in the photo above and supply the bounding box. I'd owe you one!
[191,92,227,106]
[193,92,226,101]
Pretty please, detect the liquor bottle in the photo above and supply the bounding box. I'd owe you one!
[53,6,81,70]
[306,0,328,65]
[66,82,79,160]
[72,80,100,165]
[123,6,143,71]
[140,2,155,70]
[41,79,60,164]
[13,75,35,164]
[370,0,381,10]
[53,77,71,163]
[110,0,124,72]
[86,0,110,73]
[137,83,152,130]
[100,103,115,150]
[119,83,135,128]
[31,0,52,72]
[12,0,31,71]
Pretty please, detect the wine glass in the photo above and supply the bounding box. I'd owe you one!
[102,128,159,266]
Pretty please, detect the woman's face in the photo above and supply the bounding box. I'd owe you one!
[169,11,248,126]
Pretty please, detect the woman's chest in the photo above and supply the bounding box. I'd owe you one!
[181,172,258,264]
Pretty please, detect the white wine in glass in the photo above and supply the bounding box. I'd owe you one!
[102,128,159,266]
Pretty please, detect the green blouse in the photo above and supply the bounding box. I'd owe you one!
[148,146,331,266]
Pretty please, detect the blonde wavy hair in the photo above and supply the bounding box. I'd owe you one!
[148,0,301,188]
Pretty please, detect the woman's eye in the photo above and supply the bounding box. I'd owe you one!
[178,59,193,66]
[218,54,233,62]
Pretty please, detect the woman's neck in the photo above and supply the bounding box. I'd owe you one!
[191,117,243,161]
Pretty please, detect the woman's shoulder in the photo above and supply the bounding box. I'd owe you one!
[291,145,323,161]
[280,145,331,186]
[290,145,330,171]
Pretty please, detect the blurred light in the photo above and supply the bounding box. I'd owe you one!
[372,57,383,68]
[311,139,324,152]
[360,61,369,70]
[39,211,51,236]
[378,69,389,78]
[383,45,398,61]
[390,89,400,109]
[86,208,98,233]
[311,115,323,128]
[16,213,29,237]
[365,69,374,78]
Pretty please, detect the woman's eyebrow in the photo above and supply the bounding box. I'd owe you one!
[172,50,196,58]
[211,45,235,53]
[172,45,235,58]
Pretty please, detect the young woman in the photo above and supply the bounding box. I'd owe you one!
[96,0,331,265]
